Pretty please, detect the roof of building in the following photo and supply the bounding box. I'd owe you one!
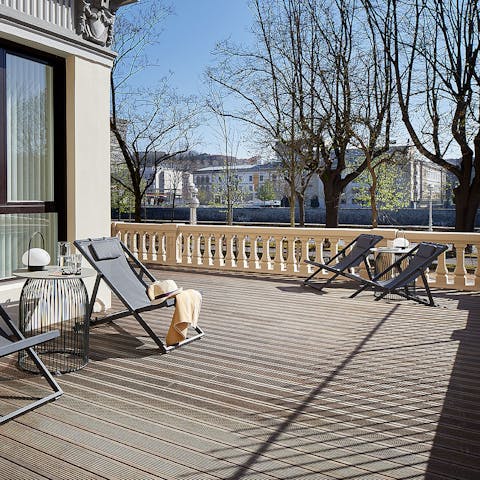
[194,162,280,174]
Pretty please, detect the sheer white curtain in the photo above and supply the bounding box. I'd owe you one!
[0,214,57,279]
[1,53,56,279]
[6,53,54,202]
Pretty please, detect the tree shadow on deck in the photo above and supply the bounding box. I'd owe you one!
[199,304,400,480]
[424,292,480,479]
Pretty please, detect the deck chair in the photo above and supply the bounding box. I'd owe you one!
[349,242,448,306]
[0,305,63,424]
[74,237,204,354]
[304,234,383,290]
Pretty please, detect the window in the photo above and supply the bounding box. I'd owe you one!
[249,175,253,182]
[0,42,66,279]
[260,175,264,181]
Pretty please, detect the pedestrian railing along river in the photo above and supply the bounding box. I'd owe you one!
[111,222,480,291]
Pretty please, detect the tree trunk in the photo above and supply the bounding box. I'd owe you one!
[366,157,378,228]
[170,194,176,222]
[226,204,233,225]
[134,196,142,223]
[289,181,296,227]
[296,192,305,227]
[454,184,480,231]
[321,173,343,228]
[370,185,378,228]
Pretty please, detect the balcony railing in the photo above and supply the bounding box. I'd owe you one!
[111,221,480,292]
[0,0,74,30]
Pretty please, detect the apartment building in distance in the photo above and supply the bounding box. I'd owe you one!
[191,147,449,208]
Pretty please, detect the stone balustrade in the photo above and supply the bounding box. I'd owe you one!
[111,222,480,292]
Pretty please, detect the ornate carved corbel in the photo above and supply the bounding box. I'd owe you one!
[76,0,136,48]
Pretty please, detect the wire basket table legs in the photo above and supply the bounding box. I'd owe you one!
[18,278,89,374]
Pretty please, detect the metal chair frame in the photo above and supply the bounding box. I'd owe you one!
[75,237,204,354]
[304,234,383,291]
[348,242,448,306]
[0,305,63,424]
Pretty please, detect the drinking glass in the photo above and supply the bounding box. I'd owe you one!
[64,254,82,275]
[57,241,71,268]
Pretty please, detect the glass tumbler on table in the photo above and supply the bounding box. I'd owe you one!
[66,254,83,275]
[57,241,71,268]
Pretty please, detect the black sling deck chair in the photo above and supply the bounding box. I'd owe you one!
[303,234,383,290]
[349,242,448,306]
[0,305,63,424]
[74,237,204,354]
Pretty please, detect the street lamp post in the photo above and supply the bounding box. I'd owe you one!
[428,184,433,232]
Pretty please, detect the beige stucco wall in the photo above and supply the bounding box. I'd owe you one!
[65,55,112,309]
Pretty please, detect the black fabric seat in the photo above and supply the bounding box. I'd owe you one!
[303,234,383,290]
[0,305,63,424]
[75,237,204,354]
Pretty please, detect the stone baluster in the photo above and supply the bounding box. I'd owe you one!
[285,235,297,274]
[206,234,214,267]
[132,231,139,258]
[237,234,247,270]
[315,237,325,268]
[474,242,480,290]
[273,236,284,273]
[299,237,311,276]
[250,234,261,271]
[224,233,235,268]
[213,235,223,268]
[194,234,203,266]
[137,231,147,261]
[434,248,449,287]
[453,242,467,289]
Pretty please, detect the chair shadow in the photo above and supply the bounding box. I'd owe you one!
[276,285,327,295]
[424,292,480,478]
[89,323,161,361]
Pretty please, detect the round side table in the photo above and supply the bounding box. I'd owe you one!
[370,246,415,299]
[13,267,96,374]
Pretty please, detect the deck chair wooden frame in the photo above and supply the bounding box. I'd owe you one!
[74,237,204,354]
[0,305,63,424]
[348,242,448,306]
[304,234,383,291]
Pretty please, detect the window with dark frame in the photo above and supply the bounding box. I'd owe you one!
[0,41,66,280]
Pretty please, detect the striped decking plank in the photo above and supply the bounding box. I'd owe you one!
[0,268,478,479]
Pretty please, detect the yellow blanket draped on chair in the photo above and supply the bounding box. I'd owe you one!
[165,289,202,346]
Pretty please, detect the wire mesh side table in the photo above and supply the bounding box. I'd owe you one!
[370,246,416,300]
[13,267,96,374]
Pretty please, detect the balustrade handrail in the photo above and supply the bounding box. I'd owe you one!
[111,221,480,292]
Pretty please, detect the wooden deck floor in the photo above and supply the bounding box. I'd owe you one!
[0,268,479,479]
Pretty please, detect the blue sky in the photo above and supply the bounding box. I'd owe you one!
[141,1,255,158]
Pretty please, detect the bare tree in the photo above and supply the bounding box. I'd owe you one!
[207,0,398,227]
[207,0,319,227]
[111,1,199,222]
[206,91,249,224]
[365,0,480,231]
[349,1,399,227]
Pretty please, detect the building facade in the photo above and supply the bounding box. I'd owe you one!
[193,148,449,209]
[0,0,134,303]
[193,162,283,205]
